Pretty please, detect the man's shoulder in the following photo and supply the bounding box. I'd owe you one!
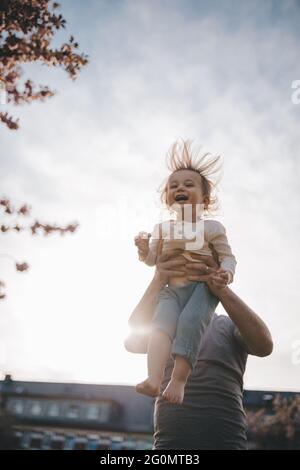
[211,313,235,334]
[212,314,249,354]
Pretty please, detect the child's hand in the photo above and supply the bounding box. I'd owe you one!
[134,231,151,261]
[210,269,232,289]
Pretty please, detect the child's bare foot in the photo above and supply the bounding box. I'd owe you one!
[136,377,161,397]
[162,379,185,404]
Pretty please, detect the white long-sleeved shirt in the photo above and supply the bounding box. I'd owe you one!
[144,219,236,284]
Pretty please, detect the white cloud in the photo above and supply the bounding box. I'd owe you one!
[0,0,299,390]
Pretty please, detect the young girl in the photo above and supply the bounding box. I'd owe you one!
[134,140,236,405]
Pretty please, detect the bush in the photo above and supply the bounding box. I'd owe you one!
[246,395,300,449]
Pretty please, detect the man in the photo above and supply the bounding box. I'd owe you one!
[125,250,273,450]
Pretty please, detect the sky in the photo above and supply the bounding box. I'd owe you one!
[0,0,300,391]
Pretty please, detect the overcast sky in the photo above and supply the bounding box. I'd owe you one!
[1,0,300,391]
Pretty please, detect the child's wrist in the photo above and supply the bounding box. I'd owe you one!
[226,271,233,284]
[138,250,149,261]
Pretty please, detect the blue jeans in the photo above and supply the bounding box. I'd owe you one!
[152,282,219,369]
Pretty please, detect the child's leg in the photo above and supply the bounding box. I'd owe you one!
[136,286,180,398]
[136,330,172,397]
[163,282,219,404]
[162,355,192,405]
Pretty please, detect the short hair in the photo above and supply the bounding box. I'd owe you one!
[160,139,222,214]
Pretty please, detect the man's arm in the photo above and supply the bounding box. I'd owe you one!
[124,250,187,353]
[127,273,165,329]
[215,287,273,357]
[124,274,164,354]
[186,261,273,357]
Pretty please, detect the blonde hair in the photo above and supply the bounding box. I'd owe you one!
[160,139,222,214]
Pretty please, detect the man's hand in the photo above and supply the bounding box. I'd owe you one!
[186,254,219,283]
[134,231,151,261]
[185,255,232,298]
[155,248,187,285]
[210,269,232,289]
[202,270,233,299]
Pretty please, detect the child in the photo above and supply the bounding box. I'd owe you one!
[134,140,236,405]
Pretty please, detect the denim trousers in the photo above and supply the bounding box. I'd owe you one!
[152,282,219,369]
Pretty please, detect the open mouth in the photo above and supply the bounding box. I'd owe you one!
[175,194,189,202]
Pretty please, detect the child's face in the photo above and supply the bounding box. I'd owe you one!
[166,169,204,207]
